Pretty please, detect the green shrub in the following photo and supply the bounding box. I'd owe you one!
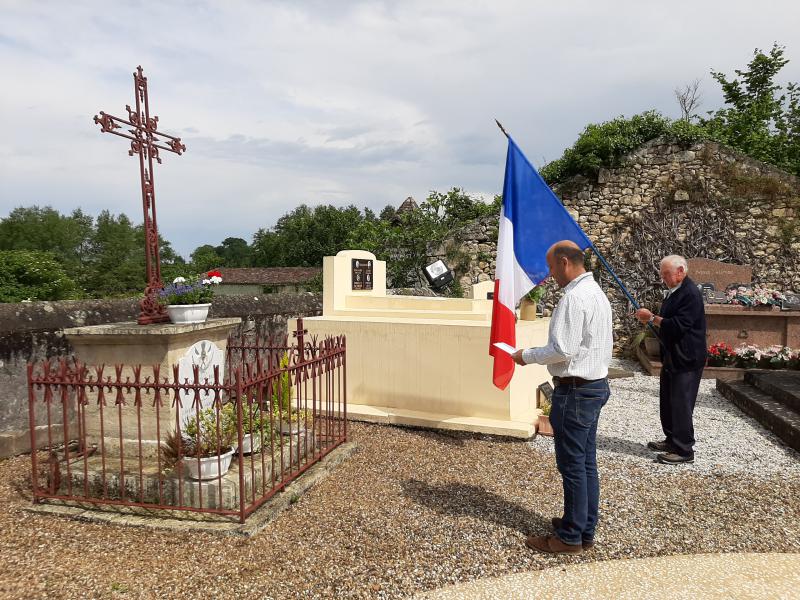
[0,250,81,302]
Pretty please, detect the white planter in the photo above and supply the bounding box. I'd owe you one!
[236,433,263,454]
[184,449,234,480]
[167,303,211,324]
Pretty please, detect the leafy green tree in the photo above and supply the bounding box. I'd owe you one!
[540,111,707,184]
[81,211,141,296]
[349,188,494,288]
[0,250,81,302]
[214,237,252,267]
[251,204,364,267]
[0,206,93,273]
[701,43,800,175]
[190,244,223,272]
[378,204,397,221]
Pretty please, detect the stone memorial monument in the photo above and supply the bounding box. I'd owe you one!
[292,250,551,438]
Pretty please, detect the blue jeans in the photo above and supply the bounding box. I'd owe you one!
[549,378,610,545]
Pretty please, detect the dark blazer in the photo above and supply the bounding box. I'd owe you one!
[658,276,707,372]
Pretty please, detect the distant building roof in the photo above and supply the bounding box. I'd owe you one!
[216,267,321,286]
[396,196,419,214]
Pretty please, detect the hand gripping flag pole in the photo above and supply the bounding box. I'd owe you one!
[490,120,658,390]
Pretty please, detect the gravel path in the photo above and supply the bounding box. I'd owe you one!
[529,359,800,479]
[1,370,799,599]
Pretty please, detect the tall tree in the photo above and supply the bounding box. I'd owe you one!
[190,244,223,272]
[251,204,364,267]
[0,206,93,273]
[214,237,252,267]
[701,43,800,175]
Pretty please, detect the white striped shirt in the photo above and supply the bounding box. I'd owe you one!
[521,272,613,380]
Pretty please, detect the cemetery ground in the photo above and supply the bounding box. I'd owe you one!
[0,361,799,599]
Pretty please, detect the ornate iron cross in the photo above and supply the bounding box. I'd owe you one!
[94,66,186,325]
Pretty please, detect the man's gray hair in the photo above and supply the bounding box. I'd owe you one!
[660,254,688,272]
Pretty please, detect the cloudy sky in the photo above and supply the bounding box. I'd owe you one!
[2,1,799,258]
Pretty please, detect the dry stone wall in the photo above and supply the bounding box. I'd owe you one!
[455,138,800,352]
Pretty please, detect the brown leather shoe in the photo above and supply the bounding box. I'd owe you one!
[551,518,594,550]
[657,452,694,464]
[525,534,582,554]
[647,439,673,452]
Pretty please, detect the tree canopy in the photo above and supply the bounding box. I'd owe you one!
[542,43,799,184]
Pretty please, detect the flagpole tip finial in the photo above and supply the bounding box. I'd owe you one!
[494,119,509,138]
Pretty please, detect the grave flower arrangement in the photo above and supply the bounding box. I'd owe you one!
[734,345,761,369]
[159,271,223,306]
[707,342,737,367]
[730,344,800,370]
[726,286,785,307]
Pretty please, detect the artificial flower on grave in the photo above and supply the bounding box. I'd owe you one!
[159,271,223,306]
[734,344,761,368]
[767,345,793,369]
[726,286,785,307]
[707,342,737,367]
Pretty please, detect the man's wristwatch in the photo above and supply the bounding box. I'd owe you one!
[648,315,656,325]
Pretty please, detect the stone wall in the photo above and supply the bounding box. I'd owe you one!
[455,139,800,352]
[0,293,322,457]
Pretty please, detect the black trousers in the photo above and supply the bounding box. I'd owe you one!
[659,367,703,456]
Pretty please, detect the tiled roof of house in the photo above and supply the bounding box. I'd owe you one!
[216,267,321,285]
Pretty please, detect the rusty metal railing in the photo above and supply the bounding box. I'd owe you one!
[27,320,346,523]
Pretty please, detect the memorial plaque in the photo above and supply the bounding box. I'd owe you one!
[352,258,373,291]
[687,258,752,293]
[782,294,800,311]
[705,290,728,304]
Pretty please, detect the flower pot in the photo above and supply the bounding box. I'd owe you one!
[184,449,234,480]
[537,414,553,437]
[519,299,538,321]
[236,433,263,455]
[279,420,306,436]
[643,337,660,358]
[167,303,211,325]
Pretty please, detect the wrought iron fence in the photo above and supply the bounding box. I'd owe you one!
[27,319,346,523]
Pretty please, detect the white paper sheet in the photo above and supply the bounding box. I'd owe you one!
[492,342,518,355]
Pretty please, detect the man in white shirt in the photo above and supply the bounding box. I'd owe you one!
[512,240,613,554]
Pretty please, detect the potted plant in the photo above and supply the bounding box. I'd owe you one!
[237,396,272,454]
[735,345,760,369]
[520,285,544,321]
[159,271,223,324]
[757,345,780,369]
[181,403,237,480]
[268,353,308,435]
[707,342,737,367]
[537,395,553,437]
[643,329,661,358]
[769,346,793,369]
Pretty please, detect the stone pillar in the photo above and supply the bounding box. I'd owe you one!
[64,318,241,457]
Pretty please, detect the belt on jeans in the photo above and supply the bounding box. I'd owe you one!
[552,376,605,387]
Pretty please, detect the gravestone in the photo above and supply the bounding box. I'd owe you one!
[687,258,752,293]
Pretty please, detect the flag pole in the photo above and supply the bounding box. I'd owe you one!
[493,119,661,339]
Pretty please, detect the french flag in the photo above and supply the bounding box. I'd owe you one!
[489,137,592,390]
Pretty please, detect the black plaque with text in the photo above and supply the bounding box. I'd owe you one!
[352,259,373,290]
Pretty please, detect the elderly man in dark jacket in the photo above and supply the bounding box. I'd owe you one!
[635,255,707,464]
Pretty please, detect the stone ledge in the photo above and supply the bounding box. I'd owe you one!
[22,441,357,536]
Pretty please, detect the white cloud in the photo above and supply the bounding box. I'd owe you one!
[1,0,799,256]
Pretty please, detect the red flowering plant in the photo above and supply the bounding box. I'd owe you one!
[159,271,223,306]
[707,342,737,367]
